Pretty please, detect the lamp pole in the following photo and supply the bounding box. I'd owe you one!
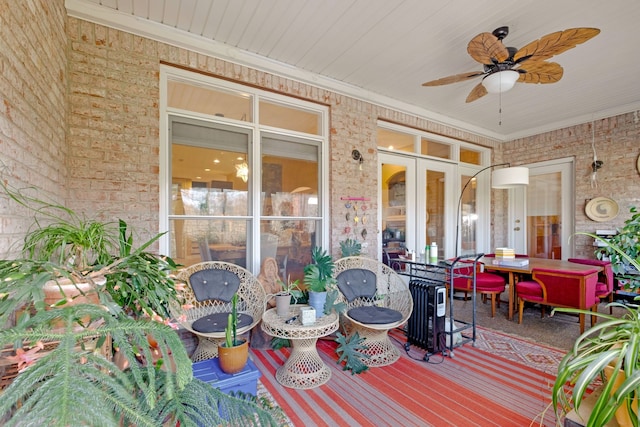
[454,163,510,258]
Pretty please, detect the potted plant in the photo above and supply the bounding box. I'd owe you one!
[552,229,640,426]
[0,181,278,426]
[218,294,249,374]
[275,276,303,317]
[596,206,640,290]
[304,247,336,318]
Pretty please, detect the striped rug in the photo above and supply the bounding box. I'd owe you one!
[251,326,568,427]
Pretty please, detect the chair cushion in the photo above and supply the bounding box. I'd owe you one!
[476,273,506,292]
[516,281,543,300]
[596,281,609,296]
[336,269,377,302]
[192,312,253,333]
[347,306,402,325]
[189,269,240,302]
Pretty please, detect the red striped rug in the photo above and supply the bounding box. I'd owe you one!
[251,326,567,427]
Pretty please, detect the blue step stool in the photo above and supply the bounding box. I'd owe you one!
[192,357,261,397]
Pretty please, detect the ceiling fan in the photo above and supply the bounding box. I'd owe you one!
[422,26,600,103]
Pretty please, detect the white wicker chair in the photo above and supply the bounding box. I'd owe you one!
[333,256,413,367]
[172,261,266,361]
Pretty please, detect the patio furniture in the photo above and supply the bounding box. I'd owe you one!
[451,260,506,318]
[515,267,600,333]
[261,305,339,389]
[172,261,266,361]
[333,256,413,367]
[568,258,614,313]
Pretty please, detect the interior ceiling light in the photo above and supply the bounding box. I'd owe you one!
[482,70,520,93]
[235,162,248,182]
[213,159,220,164]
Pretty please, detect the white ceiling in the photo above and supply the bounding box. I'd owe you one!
[67,0,640,141]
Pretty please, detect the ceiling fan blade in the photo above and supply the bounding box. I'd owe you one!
[422,71,484,86]
[465,83,488,103]
[513,28,600,63]
[467,32,510,64]
[516,61,564,83]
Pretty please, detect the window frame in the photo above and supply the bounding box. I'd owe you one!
[159,66,330,273]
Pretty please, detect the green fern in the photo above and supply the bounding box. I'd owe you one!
[0,304,278,426]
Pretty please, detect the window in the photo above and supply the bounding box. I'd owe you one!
[161,67,328,278]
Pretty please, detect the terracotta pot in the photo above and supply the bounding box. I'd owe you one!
[218,339,249,374]
[604,365,639,427]
[43,278,102,328]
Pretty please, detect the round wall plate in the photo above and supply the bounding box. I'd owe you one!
[585,197,619,222]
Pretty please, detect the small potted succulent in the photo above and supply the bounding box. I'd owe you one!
[275,276,303,317]
[218,294,249,374]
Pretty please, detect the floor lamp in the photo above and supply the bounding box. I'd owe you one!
[455,163,529,258]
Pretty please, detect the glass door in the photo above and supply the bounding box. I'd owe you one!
[379,153,415,266]
[512,158,574,259]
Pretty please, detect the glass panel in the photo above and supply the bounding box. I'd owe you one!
[169,218,249,267]
[527,172,562,259]
[426,170,445,258]
[260,135,319,217]
[170,117,251,267]
[421,138,451,159]
[167,81,252,121]
[260,219,318,282]
[459,174,477,255]
[460,148,481,165]
[259,99,321,135]
[378,128,415,153]
[382,165,406,266]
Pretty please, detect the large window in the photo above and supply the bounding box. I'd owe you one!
[161,67,328,279]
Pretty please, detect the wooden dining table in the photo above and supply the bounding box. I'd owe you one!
[479,257,604,320]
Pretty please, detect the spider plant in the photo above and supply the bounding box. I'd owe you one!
[552,229,640,426]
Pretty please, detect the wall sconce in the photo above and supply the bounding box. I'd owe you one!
[235,162,248,182]
[352,149,364,170]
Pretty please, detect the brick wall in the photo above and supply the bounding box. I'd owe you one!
[0,0,67,257]
[503,114,640,258]
[1,6,637,261]
[64,17,498,258]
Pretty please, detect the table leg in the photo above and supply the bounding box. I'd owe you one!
[276,337,331,389]
[508,272,515,320]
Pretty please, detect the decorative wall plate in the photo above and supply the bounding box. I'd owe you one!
[585,197,619,222]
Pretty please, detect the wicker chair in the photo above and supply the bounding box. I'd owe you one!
[172,261,266,361]
[333,256,413,367]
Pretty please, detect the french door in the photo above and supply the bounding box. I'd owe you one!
[379,152,456,261]
[511,158,574,259]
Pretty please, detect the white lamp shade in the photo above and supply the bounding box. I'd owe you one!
[482,70,520,94]
[491,166,529,189]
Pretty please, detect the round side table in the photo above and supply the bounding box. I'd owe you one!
[261,305,338,389]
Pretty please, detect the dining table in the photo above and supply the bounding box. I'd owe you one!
[479,256,604,320]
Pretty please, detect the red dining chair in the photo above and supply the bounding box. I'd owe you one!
[450,260,506,318]
[568,258,614,313]
[515,267,600,333]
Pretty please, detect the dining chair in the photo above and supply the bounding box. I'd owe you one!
[450,259,506,318]
[568,258,614,313]
[515,267,600,333]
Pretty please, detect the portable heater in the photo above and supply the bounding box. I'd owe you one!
[407,279,446,355]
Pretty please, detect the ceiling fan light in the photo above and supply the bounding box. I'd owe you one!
[482,70,520,93]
